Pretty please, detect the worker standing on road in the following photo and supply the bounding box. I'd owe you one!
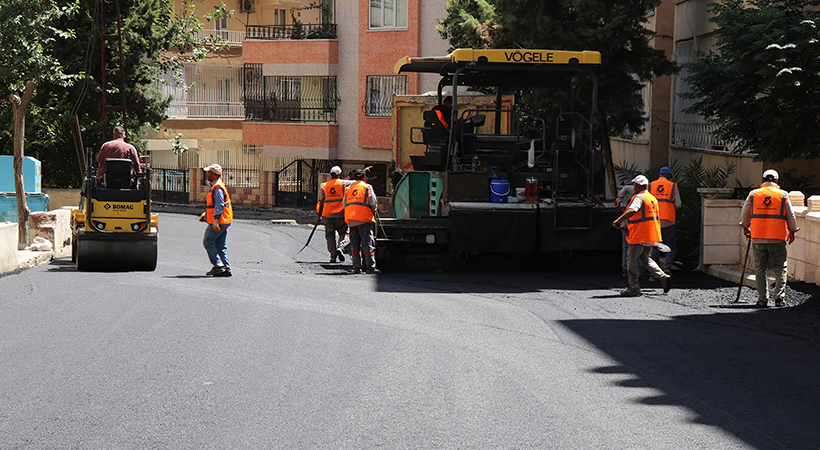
[648,166,681,274]
[96,126,141,185]
[200,164,233,277]
[612,175,671,296]
[615,181,636,278]
[317,166,354,263]
[344,169,378,274]
[741,169,799,307]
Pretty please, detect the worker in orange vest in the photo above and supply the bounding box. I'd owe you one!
[316,166,355,263]
[612,175,671,296]
[741,169,799,307]
[199,164,233,277]
[648,166,681,274]
[344,169,378,274]
[431,96,452,131]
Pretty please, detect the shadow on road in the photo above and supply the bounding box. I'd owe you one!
[561,305,820,449]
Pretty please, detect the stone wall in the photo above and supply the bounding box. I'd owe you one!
[700,189,820,286]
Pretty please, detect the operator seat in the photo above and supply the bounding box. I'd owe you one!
[104,158,134,189]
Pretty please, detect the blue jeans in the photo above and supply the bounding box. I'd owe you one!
[203,223,231,269]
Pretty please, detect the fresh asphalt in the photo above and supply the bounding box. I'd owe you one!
[0,213,818,449]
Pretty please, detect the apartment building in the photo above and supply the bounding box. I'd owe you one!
[149,0,448,196]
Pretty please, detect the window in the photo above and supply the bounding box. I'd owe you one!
[366,75,406,117]
[274,8,287,26]
[215,16,229,39]
[370,0,408,29]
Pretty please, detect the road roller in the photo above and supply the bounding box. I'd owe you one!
[70,157,158,271]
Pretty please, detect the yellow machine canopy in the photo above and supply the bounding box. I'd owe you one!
[394,49,601,75]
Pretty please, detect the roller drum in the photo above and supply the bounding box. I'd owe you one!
[74,234,158,271]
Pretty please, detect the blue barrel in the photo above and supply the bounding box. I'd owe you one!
[490,179,509,203]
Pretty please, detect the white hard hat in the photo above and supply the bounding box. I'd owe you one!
[763,169,779,181]
[203,163,222,174]
[330,166,342,175]
[632,175,649,186]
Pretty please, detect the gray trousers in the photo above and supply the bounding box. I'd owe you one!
[753,242,788,302]
[627,244,669,292]
[349,223,375,270]
[651,224,676,273]
[323,216,347,255]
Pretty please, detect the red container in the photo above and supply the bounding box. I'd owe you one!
[525,178,539,203]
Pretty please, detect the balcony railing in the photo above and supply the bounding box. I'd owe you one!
[194,28,246,45]
[672,121,738,152]
[244,64,339,123]
[245,23,337,40]
[166,102,245,119]
[154,64,245,119]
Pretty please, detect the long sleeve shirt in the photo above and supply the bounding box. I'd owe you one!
[211,179,227,217]
[345,182,378,227]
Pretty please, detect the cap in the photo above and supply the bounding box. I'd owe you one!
[659,166,672,174]
[330,166,342,175]
[632,175,649,186]
[353,169,365,179]
[203,163,222,174]
[763,169,779,181]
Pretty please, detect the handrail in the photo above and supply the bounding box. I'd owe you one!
[246,23,337,40]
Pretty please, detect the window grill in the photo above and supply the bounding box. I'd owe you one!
[244,64,339,123]
[366,75,406,117]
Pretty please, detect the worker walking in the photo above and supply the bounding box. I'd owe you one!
[344,169,378,274]
[648,166,681,274]
[615,181,636,277]
[741,169,799,307]
[200,164,233,277]
[317,166,353,262]
[612,175,671,296]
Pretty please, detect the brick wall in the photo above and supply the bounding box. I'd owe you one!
[189,169,276,207]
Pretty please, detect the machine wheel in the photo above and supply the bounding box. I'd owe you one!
[75,235,157,272]
[71,232,78,263]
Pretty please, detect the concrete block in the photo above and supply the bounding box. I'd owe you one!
[789,191,805,208]
[703,225,740,245]
[807,195,820,213]
[703,206,743,226]
[0,222,17,273]
[792,261,805,282]
[29,209,72,258]
[790,238,805,262]
[270,219,297,225]
[703,245,741,265]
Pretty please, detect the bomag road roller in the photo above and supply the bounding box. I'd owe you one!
[70,154,158,271]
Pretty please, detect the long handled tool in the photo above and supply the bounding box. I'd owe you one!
[733,234,752,303]
[298,221,320,254]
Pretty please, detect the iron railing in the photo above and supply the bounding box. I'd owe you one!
[366,75,406,117]
[245,23,337,40]
[154,64,245,119]
[151,167,189,203]
[244,64,339,123]
[672,121,738,152]
[194,28,246,45]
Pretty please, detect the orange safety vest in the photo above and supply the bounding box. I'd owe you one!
[435,109,450,131]
[749,186,789,241]
[344,181,375,224]
[649,177,677,223]
[626,191,662,245]
[317,178,346,217]
[206,178,233,225]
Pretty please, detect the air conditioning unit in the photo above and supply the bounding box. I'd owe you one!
[240,0,255,13]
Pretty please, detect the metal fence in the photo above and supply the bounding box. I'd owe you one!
[273,159,329,207]
[246,23,337,40]
[244,64,339,123]
[154,64,245,119]
[672,121,738,152]
[151,167,190,203]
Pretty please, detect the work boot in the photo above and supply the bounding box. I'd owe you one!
[352,267,362,274]
[619,288,641,297]
[756,299,768,307]
[336,249,345,262]
[662,276,672,293]
[213,269,232,277]
[774,299,786,307]
[365,268,380,274]
[330,254,337,263]
[206,266,225,276]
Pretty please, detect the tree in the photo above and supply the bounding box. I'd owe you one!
[440,0,676,195]
[0,0,79,245]
[683,0,820,162]
[0,0,231,189]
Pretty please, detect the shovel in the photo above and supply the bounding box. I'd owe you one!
[734,233,752,303]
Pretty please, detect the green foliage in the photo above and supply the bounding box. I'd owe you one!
[0,0,230,187]
[682,0,820,162]
[439,0,677,138]
[779,168,817,192]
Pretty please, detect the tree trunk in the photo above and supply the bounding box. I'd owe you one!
[599,114,618,199]
[9,81,38,246]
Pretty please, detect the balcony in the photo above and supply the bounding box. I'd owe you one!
[245,23,337,41]
[154,65,245,119]
[194,28,246,46]
[672,122,738,152]
[243,65,338,124]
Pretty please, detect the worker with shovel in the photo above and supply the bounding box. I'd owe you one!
[344,169,378,274]
[741,169,799,307]
[316,166,354,263]
[612,175,672,297]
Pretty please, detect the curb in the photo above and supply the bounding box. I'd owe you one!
[706,264,770,288]
[17,250,55,270]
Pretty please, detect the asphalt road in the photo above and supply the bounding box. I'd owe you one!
[1,213,818,449]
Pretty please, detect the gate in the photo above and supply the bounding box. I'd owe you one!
[151,167,189,203]
[273,159,330,207]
